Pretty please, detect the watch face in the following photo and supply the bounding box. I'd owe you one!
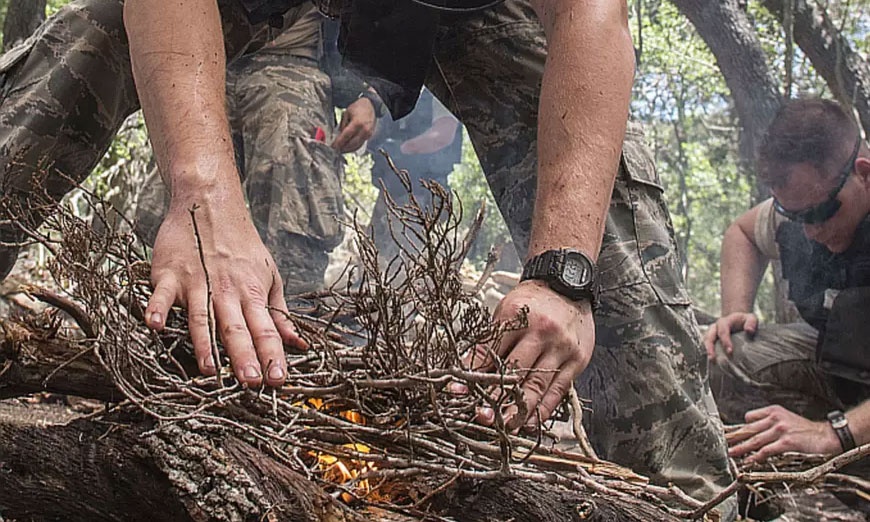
[562,255,591,288]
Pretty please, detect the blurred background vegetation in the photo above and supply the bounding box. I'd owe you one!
[1,0,868,321]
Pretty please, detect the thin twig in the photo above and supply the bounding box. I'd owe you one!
[189,204,222,384]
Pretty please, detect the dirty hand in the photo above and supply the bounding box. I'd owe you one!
[703,312,758,360]
[145,193,307,388]
[727,405,841,463]
[332,97,376,153]
[470,280,594,430]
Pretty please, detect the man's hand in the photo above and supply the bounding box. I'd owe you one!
[332,97,376,153]
[727,405,841,463]
[703,312,758,359]
[399,116,459,155]
[145,195,307,388]
[471,280,594,430]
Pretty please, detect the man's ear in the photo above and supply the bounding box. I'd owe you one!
[855,155,870,188]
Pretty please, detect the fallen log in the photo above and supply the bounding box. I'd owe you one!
[0,317,683,522]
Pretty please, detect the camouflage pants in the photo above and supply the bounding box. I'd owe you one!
[710,323,870,423]
[0,0,342,294]
[425,1,735,515]
[136,53,344,295]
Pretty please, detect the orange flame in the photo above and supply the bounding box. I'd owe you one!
[298,398,378,502]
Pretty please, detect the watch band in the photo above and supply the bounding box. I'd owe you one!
[358,90,387,119]
[521,249,599,309]
[827,410,856,452]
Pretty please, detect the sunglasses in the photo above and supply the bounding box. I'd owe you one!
[773,137,862,225]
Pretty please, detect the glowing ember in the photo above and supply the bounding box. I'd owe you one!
[299,398,378,502]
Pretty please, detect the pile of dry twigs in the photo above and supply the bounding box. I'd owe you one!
[2,166,868,520]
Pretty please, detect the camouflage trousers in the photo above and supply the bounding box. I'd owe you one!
[710,323,870,424]
[0,0,342,294]
[425,1,735,515]
[136,52,344,295]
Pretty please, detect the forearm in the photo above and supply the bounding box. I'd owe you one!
[402,117,459,154]
[846,400,870,446]
[527,1,634,260]
[720,223,768,315]
[124,0,239,203]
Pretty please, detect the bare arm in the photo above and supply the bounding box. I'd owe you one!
[478,0,634,429]
[721,205,770,315]
[528,1,633,260]
[124,0,305,387]
[704,204,772,358]
[847,400,870,447]
[400,116,460,155]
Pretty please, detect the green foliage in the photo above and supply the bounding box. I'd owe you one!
[631,0,765,316]
[45,0,68,16]
[448,130,513,269]
[341,149,378,219]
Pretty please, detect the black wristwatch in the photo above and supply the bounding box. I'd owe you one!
[521,249,599,309]
[358,90,387,119]
[827,410,856,452]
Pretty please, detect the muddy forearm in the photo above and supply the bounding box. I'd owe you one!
[124,0,240,205]
[527,0,634,261]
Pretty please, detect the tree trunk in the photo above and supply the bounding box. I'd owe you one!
[669,0,782,198]
[763,0,870,139]
[2,0,45,51]
[0,417,681,522]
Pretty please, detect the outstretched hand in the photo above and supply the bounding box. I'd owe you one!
[469,280,594,431]
[145,195,307,388]
[704,312,758,360]
[727,405,841,463]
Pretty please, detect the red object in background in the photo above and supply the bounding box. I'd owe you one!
[313,126,326,142]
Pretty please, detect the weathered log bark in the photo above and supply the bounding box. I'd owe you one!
[763,0,870,139]
[435,478,683,522]
[0,319,119,401]
[0,416,684,522]
[0,420,191,522]
[0,418,360,522]
[2,0,45,51]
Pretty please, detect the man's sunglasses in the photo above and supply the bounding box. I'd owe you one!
[773,136,863,225]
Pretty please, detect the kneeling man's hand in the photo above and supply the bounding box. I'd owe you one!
[726,405,841,463]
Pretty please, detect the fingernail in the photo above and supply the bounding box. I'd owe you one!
[202,357,215,370]
[244,365,262,380]
[477,406,494,424]
[149,311,162,326]
[268,365,285,381]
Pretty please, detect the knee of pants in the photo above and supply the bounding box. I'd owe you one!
[270,233,330,294]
